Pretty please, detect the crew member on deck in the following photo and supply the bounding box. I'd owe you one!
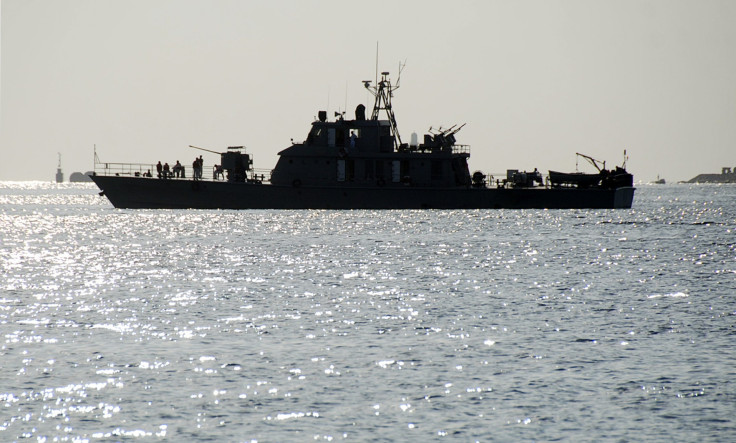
[173,160,183,178]
[193,157,201,180]
[350,131,357,152]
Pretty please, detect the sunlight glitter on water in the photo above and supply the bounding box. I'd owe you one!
[1,183,736,441]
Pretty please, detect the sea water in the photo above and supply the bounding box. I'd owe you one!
[1,182,734,442]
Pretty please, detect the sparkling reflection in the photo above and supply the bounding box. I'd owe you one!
[1,183,735,440]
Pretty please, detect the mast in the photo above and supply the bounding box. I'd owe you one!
[364,67,404,149]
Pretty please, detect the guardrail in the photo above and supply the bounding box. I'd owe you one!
[93,161,272,182]
[94,162,155,177]
[452,144,471,154]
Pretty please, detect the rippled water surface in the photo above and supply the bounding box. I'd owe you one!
[1,182,735,441]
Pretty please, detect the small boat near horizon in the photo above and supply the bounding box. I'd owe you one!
[55,153,64,183]
[652,175,666,185]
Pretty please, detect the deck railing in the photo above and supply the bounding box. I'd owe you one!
[93,162,155,177]
[397,144,471,155]
[93,161,272,183]
[472,171,553,189]
[452,144,471,155]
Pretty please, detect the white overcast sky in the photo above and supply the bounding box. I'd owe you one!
[2,0,735,182]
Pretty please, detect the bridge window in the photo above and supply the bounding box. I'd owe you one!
[307,127,323,145]
[326,127,347,147]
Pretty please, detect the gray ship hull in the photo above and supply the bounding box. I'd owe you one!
[91,176,635,209]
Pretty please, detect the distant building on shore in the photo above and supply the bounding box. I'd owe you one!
[687,167,736,183]
[69,171,94,183]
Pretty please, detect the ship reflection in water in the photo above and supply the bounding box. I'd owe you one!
[91,71,635,209]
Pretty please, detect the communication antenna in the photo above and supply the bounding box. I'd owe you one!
[395,59,407,89]
[375,41,379,92]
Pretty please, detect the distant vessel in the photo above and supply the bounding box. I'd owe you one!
[90,71,635,209]
[687,167,736,184]
[55,153,64,183]
[652,175,666,184]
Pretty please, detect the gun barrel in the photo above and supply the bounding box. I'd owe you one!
[189,145,221,155]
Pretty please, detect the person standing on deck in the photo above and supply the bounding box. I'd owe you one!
[350,131,357,152]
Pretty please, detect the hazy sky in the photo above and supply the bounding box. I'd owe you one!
[2,0,735,182]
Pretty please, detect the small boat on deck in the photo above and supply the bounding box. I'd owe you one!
[550,153,634,189]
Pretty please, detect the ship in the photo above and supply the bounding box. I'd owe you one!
[55,153,64,183]
[90,71,635,209]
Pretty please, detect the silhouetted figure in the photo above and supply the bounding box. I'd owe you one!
[193,157,203,180]
[173,160,183,178]
[350,131,357,151]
